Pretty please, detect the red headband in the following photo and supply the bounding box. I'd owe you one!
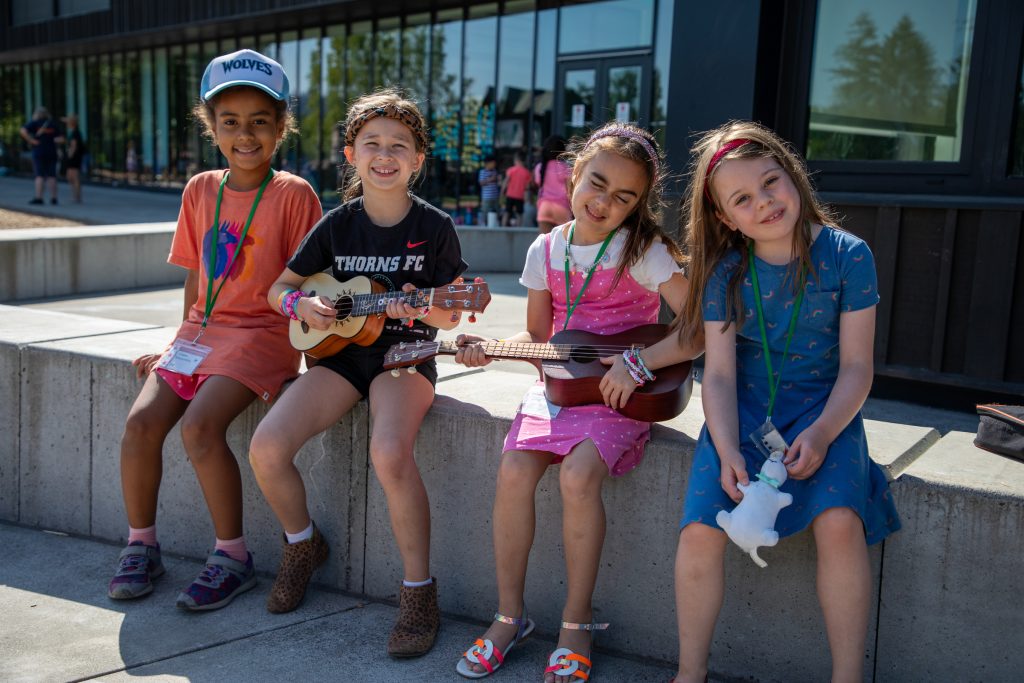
[703,138,753,203]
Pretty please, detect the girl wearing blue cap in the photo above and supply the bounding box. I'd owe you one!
[107,49,322,612]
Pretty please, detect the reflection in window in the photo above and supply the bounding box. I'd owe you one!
[461,6,498,223]
[377,17,402,88]
[1010,43,1024,176]
[496,3,535,165]
[430,10,463,215]
[402,13,432,107]
[347,22,374,104]
[533,9,556,156]
[559,0,653,54]
[322,25,346,201]
[298,29,321,195]
[652,0,673,147]
[807,0,976,162]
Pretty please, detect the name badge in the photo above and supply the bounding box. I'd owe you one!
[521,384,560,419]
[750,420,789,460]
[156,339,213,377]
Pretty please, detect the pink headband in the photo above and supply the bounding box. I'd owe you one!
[584,127,660,175]
[704,138,753,202]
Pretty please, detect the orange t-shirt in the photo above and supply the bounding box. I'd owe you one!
[167,170,322,401]
[504,164,532,200]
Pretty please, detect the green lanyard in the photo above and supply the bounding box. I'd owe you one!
[748,247,804,422]
[197,168,273,338]
[562,222,617,330]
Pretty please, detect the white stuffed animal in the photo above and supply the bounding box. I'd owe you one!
[716,451,793,568]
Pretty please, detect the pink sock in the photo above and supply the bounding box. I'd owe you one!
[215,536,249,563]
[127,525,157,546]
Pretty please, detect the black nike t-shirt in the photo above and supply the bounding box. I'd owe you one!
[287,194,468,341]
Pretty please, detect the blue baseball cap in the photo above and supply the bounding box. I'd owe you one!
[200,49,289,102]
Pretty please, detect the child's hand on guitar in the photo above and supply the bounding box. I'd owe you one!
[295,295,336,331]
[385,283,432,322]
[132,353,163,379]
[454,333,493,367]
[598,354,639,409]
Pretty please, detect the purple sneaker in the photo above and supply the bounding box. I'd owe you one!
[175,550,256,611]
[108,542,165,599]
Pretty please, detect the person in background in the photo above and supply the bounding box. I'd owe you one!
[63,114,86,203]
[533,135,572,234]
[478,154,500,225]
[20,106,64,205]
[500,151,532,226]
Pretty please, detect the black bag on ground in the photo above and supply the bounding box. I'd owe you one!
[974,404,1024,462]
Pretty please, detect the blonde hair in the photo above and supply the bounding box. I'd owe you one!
[674,120,837,345]
[340,88,428,202]
[564,122,683,283]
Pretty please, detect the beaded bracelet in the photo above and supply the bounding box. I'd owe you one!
[284,290,307,321]
[623,348,655,382]
[277,288,296,317]
[406,306,431,327]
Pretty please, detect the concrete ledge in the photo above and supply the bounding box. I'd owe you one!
[877,431,1024,682]
[0,224,538,302]
[0,305,1009,681]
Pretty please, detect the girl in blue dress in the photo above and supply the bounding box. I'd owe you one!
[670,121,900,683]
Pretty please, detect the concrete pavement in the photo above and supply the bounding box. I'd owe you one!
[0,522,677,682]
[0,175,183,225]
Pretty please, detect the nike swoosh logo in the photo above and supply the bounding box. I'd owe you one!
[407,240,428,248]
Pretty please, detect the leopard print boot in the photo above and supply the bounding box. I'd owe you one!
[386,578,440,658]
[266,524,329,614]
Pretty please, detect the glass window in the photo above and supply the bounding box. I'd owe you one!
[184,43,202,178]
[807,0,976,162]
[0,66,26,171]
[461,6,498,223]
[532,8,557,156]
[123,50,142,182]
[496,4,535,163]
[141,50,155,179]
[278,31,300,173]
[562,68,595,140]
[430,10,463,216]
[1010,44,1024,176]
[347,21,374,102]
[259,34,277,60]
[652,0,673,146]
[377,17,402,89]
[98,54,113,177]
[558,0,654,54]
[154,48,170,181]
[322,24,347,202]
[402,13,432,106]
[298,28,322,195]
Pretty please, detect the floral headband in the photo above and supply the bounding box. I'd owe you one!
[344,102,428,151]
[583,126,660,176]
[703,138,753,203]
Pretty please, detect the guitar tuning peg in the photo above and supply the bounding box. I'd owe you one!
[407,366,417,375]
[390,369,400,378]
[468,313,477,323]
[450,312,458,323]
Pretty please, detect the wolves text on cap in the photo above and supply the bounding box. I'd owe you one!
[221,57,274,76]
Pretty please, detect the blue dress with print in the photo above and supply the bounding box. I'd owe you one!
[681,227,900,545]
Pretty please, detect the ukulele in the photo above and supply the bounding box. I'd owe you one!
[383,323,692,422]
[289,273,491,359]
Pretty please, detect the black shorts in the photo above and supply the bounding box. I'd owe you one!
[33,155,57,178]
[505,197,524,214]
[312,339,438,397]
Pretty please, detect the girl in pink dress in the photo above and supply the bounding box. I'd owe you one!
[455,123,703,682]
[533,135,573,234]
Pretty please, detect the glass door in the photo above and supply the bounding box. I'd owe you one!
[557,55,651,138]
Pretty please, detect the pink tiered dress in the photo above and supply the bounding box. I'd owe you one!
[502,232,662,476]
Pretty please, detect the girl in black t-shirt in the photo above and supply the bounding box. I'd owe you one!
[250,90,466,658]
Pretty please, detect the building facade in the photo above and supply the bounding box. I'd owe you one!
[2,0,1023,394]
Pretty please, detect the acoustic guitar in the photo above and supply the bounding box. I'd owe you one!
[289,273,491,359]
[383,323,692,422]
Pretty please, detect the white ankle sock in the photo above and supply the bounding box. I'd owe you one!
[285,522,314,544]
[402,577,433,588]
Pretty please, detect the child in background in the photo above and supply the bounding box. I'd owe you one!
[479,154,500,225]
[454,122,702,681]
[533,135,572,234]
[107,49,321,611]
[500,151,532,226]
[670,121,899,683]
[248,89,466,658]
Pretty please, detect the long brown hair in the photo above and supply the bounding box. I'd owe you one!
[564,122,683,283]
[340,88,428,202]
[674,120,837,345]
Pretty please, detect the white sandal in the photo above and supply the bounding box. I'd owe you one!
[456,608,536,679]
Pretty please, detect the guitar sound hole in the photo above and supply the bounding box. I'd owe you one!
[334,295,354,321]
[568,345,598,364]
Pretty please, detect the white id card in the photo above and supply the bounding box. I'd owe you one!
[156,339,213,377]
[750,420,789,460]
[521,384,561,419]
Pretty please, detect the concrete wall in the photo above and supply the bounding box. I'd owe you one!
[1,304,1021,681]
[0,225,536,302]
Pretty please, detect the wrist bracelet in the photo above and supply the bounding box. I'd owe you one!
[277,288,296,317]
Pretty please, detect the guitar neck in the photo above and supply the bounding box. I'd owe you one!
[351,288,433,316]
[431,340,574,362]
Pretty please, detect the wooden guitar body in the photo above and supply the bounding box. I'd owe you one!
[288,273,387,359]
[540,324,693,422]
